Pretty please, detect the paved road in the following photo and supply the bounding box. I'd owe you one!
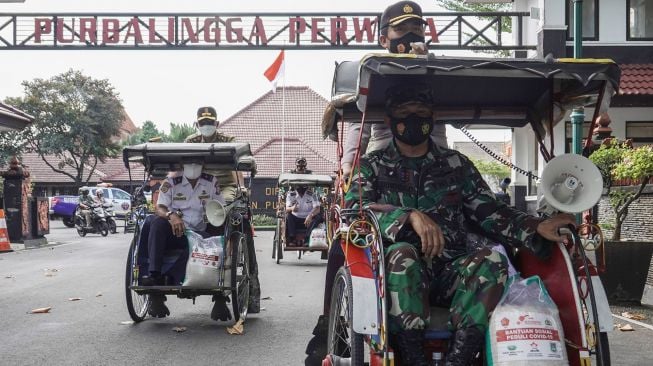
[1,220,651,365]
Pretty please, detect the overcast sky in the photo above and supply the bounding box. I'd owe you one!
[0,0,511,143]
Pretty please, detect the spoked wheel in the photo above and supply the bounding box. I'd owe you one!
[276,219,284,264]
[99,222,109,236]
[230,232,250,322]
[597,332,611,365]
[272,221,280,259]
[327,267,364,365]
[125,236,149,322]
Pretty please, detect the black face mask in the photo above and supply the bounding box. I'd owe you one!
[389,32,425,54]
[389,114,433,146]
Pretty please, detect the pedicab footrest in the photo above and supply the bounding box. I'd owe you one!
[130,285,227,295]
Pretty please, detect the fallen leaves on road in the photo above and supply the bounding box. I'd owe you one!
[305,270,310,273]
[226,319,244,335]
[30,307,52,314]
[5,275,14,279]
[68,297,82,301]
[120,321,134,325]
[172,326,187,333]
[616,323,635,331]
[44,268,58,277]
[262,296,272,301]
[95,292,103,297]
[621,312,647,321]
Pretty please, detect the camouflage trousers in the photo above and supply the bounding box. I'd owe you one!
[385,243,508,334]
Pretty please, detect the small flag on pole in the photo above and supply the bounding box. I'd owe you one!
[263,50,285,93]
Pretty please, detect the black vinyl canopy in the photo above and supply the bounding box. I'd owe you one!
[277,173,334,187]
[122,143,256,178]
[325,53,620,141]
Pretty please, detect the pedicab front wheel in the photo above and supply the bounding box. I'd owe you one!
[327,266,364,365]
[125,236,150,322]
[230,231,250,322]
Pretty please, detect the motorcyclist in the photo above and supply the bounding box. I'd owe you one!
[94,190,108,206]
[78,187,95,228]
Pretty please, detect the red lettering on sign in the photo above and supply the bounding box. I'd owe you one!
[311,18,325,43]
[288,17,306,43]
[353,17,377,43]
[226,18,243,43]
[80,18,97,43]
[181,18,199,43]
[495,328,560,342]
[425,18,439,44]
[330,17,348,45]
[147,18,161,43]
[248,17,267,45]
[56,18,74,43]
[102,19,120,44]
[34,18,52,43]
[204,18,220,43]
[124,18,143,44]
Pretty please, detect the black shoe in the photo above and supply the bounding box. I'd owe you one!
[148,294,170,318]
[304,315,329,366]
[211,294,232,321]
[140,273,164,286]
[445,327,483,366]
[394,329,428,366]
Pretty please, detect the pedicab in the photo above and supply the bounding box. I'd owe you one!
[272,172,334,263]
[121,142,256,323]
[318,54,620,365]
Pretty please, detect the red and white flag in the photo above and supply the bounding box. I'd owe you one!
[263,50,285,92]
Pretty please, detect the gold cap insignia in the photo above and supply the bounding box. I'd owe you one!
[403,4,413,14]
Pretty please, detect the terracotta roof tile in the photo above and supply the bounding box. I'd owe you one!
[218,86,345,177]
[619,64,653,96]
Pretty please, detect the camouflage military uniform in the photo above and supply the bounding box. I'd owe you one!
[345,141,545,334]
[185,130,261,313]
[185,131,239,202]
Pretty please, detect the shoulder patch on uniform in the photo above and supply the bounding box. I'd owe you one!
[160,181,171,193]
[173,176,183,185]
[200,172,214,181]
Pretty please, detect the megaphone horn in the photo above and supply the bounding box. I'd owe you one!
[540,154,603,214]
[205,200,232,227]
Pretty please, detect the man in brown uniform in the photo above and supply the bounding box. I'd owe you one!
[185,106,261,314]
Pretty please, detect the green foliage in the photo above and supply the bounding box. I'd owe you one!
[165,123,196,142]
[471,158,511,190]
[436,0,512,56]
[120,120,165,146]
[251,214,276,227]
[1,70,124,185]
[589,140,653,240]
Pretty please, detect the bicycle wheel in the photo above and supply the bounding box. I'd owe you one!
[272,222,280,259]
[125,236,149,322]
[230,232,250,322]
[327,267,364,365]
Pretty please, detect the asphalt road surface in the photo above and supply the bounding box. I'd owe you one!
[1,220,652,365]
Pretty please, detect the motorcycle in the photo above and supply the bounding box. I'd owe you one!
[102,203,118,234]
[75,204,109,237]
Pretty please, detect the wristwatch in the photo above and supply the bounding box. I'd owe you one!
[166,210,183,219]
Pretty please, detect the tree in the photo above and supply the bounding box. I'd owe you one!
[166,122,196,142]
[1,70,124,186]
[436,0,513,56]
[120,120,164,146]
[472,158,511,191]
[589,139,653,241]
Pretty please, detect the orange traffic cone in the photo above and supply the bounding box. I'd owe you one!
[0,209,13,253]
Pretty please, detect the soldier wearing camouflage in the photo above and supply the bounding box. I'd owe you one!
[343,83,574,365]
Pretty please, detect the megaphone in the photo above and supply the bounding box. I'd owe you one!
[205,200,231,227]
[539,154,603,214]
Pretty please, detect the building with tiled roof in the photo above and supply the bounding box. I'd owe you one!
[217,86,341,178]
[619,64,653,96]
[0,102,32,132]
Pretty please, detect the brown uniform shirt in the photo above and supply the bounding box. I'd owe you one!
[185,131,240,202]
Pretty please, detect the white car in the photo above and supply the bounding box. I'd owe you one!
[87,186,132,218]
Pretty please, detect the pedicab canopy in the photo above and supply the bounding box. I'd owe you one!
[277,173,334,187]
[122,143,256,178]
[323,53,621,142]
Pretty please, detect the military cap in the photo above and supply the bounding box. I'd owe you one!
[380,1,427,30]
[385,83,434,109]
[197,106,217,122]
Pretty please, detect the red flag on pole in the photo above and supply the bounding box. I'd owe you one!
[263,50,285,93]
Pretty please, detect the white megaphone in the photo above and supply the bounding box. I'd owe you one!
[205,200,231,227]
[539,154,604,214]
